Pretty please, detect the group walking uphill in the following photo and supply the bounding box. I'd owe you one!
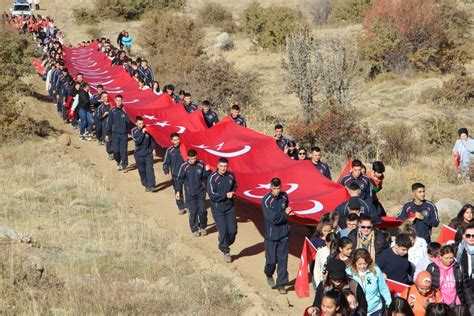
[7,13,474,315]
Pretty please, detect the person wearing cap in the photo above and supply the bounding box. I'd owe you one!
[400,271,442,316]
[230,104,247,127]
[261,177,293,294]
[397,183,439,244]
[339,159,373,207]
[313,258,367,315]
[348,214,388,261]
[453,127,474,179]
[334,182,376,228]
[310,146,332,180]
[376,233,415,285]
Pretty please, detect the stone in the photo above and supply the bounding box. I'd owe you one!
[435,198,463,219]
[0,227,20,240]
[215,32,234,51]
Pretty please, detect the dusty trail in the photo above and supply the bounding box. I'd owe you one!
[25,73,314,314]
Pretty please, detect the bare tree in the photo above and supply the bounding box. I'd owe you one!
[286,31,359,120]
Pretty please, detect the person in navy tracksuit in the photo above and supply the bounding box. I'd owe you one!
[397,183,439,243]
[274,124,290,152]
[132,116,156,192]
[339,159,372,206]
[176,149,210,236]
[230,104,247,127]
[182,93,198,113]
[207,157,238,263]
[105,95,130,171]
[310,146,332,180]
[201,100,219,128]
[261,177,293,295]
[138,60,154,85]
[163,132,186,215]
[334,182,379,227]
[96,92,113,158]
[90,84,104,142]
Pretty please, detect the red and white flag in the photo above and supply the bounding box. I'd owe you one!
[437,224,457,245]
[386,278,409,297]
[295,237,318,298]
[337,159,353,184]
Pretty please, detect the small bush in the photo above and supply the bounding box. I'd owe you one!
[72,8,97,25]
[93,0,185,20]
[241,3,308,50]
[197,2,236,33]
[86,26,102,39]
[332,0,374,24]
[140,11,257,111]
[379,121,421,164]
[287,104,374,155]
[421,74,474,108]
[361,0,472,73]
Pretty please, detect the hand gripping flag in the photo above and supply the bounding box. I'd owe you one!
[295,237,318,298]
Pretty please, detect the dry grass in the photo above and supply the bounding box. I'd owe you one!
[0,139,248,314]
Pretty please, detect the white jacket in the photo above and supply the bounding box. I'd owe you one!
[313,246,330,288]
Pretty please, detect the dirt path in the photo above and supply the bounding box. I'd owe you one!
[23,71,314,314]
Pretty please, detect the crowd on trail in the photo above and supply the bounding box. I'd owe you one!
[5,12,474,316]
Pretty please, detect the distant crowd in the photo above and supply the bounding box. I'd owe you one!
[5,12,474,316]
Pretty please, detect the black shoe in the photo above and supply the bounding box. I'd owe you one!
[266,277,275,288]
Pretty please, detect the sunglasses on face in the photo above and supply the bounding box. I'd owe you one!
[465,234,474,239]
[360,225,372,229]
[298,152,306,155]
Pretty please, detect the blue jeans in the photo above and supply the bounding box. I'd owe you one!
[78,108,94,136]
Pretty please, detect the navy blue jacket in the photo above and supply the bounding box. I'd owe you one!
[170,93,180,103]
[262,192,290,241]
[313,161,332,180]
[207,170,237,211]
[202,110,219,128]
[56,73,72,96]
[275,136,290,151]
[334,197,378,228]
[397,200,439,243]
[340,173,372,204]
[232,115,247,127]
[106,106,130,135]
[131,127,156,157]
[176,160,209,198]
[138,66,154,85]
[183,102,198,113]
[90,93,102,111]
[163,145,184,177]
[96,103,111,123]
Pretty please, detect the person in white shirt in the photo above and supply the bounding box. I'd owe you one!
[313,232,337,288]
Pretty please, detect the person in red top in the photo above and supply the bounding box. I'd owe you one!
[401,271,442,316]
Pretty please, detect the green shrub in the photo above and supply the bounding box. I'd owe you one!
[241,3,308,50]
[72,8,97,25]
[361,0,472,73]
[331,0,374,24]
[93,0,185,20]
[140,11,258,111]
[379,122,421,164]
[423,114,458,148]
[197,2,236,33]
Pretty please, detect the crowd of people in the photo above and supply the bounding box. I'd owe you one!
[6,12,474,316]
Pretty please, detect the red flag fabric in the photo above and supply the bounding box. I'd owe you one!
[295,237,318,298]
[61,43,401,226]
[386,278,409,297]
[454,153,460,168]
[337,159,352,184]
[437,224,457,245]
[32,59,45,75]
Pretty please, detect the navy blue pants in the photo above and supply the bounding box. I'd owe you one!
[172,175,185,210]
[111,133,128,168]
[95,116,103,141]
[264,237,289,287]
[212,206,237,254]
[135,154,155,188]
[186,192,207,232]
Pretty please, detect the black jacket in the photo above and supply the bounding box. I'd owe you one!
[426,261,474,306]
[261,192,290,241]
[106,106,130,135]
[207,170,237,212]
[348,229,388,258]
[162,145,184,177]
[77,88,91,112]
[313,277,368,315]
[131,127,156,157]
[176,160,209,198]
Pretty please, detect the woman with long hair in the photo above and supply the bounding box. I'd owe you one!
[313,232,338,288]
[329,237,353,267]
[310,218,333,250]
[449,204,473,230]
[386,297,414,316]
[346,249,391,316]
